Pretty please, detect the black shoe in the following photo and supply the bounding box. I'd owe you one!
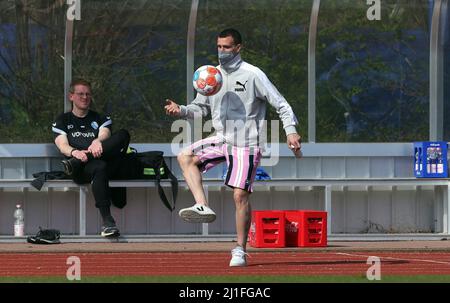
[27,227,61,244]
[101,224,120,238]
[62,158,81,176]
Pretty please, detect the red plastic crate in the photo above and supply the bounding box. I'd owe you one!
[248,210,286,248]
[285,210,327,247]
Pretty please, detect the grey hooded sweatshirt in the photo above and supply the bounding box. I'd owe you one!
[179,53,298,147]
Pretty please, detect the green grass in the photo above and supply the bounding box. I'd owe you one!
[1,275,450,283]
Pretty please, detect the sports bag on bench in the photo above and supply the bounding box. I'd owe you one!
[124,150,178,212]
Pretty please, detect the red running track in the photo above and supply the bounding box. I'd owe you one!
[1,251,450,277]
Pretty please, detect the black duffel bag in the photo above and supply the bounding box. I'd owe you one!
[121,149,178,212]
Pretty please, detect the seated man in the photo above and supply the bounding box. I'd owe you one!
[52,78,130,238]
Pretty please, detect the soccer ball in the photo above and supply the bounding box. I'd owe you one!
[193,65,223,96]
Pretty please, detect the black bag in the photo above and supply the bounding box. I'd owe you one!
[30,171,70,191]
[124,150,178,212]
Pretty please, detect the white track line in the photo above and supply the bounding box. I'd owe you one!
[335,252,450,266]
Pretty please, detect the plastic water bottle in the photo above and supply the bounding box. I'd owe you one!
[414,148,419,172]
[426,148,431,174]
[13,204,24,237]
[437,148,444,174]
[419,147,423,172]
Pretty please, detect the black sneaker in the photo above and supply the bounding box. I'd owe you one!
[27,227,61,244]
[61,158,82,176]
[101,224,120,238]
[62,158,74,175]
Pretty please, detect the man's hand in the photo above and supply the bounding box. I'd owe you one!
[287,133,302,158]
[88,139,103,158]
[165,99,181,117]
[72,149,90,162]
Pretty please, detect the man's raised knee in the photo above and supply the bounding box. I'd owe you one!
[177,152,192,167]
[117,129,130,142]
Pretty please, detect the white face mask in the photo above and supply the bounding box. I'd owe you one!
[218,50,237,65]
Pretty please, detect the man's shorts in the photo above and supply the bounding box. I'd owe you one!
[184,136,262,192]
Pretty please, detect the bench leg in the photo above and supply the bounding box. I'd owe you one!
[325,185,332,236]
[444,184,450,234]
[447,183,450,234]
[79,186,87,236]
[435,185,444,233]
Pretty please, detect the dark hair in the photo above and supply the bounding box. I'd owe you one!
[218,28,242,45]
[69,78,91,93]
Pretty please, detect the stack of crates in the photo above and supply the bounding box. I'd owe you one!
[285,210,327,247]
[248,210,327,248]
[248,210,285,248]
[414,141,448,178]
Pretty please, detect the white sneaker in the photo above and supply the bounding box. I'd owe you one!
[229,246,248,267]
[178,204,216,223]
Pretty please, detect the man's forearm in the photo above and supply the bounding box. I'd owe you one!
[96,128,111,142]
[58,143,76,157]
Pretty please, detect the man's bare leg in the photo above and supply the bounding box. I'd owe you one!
[229,188,251,267]
[233,188,251,250]
[177,152,207,205]
[177,151,216,223]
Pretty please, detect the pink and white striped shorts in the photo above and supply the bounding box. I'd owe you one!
[185,136,262,192]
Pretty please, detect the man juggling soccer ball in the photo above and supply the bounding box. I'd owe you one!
[165,28,301,267]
